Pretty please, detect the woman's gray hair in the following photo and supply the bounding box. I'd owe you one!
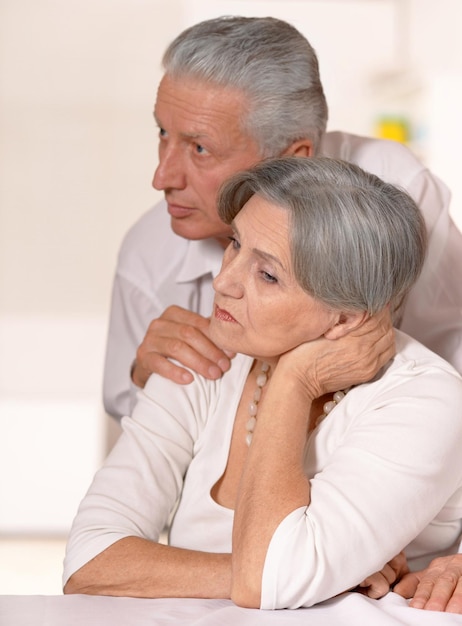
[162,16,328,157]
[218,157,427,315]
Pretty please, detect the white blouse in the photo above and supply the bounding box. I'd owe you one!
[64,331,462,608]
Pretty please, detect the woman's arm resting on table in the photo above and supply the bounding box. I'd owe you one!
[393,553,462,614]
[64,536,231,599]
[231,312,395,608]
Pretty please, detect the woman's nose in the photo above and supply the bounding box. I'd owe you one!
[213,250,244,298]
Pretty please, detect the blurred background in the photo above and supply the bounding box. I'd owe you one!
[1,0,461,594]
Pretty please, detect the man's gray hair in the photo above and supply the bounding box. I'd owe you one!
[162,16,328,156]
[218,157,427,315]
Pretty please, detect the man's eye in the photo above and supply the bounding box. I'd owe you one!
[159,127,167,138]
[195,143,206,154]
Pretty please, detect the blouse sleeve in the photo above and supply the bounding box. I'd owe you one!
[63,369,212,586]
[260,358,462,609]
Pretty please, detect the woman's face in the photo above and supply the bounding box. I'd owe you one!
[210,195,340,361]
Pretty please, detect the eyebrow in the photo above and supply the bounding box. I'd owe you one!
[153,112,210,142]
[231,221,287,272]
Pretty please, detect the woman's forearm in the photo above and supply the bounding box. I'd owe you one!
[231,365,313,608]
[64,536,232,599]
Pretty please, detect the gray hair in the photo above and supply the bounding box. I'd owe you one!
[218,157,427,315]
[162,16,328,156]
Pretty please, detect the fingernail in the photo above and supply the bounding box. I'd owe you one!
[208,365,222,379]
[218,358,231,372]
[410,600,425,609]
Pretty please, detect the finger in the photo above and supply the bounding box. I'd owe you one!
[150,315,232,371]
[138,353,195,385]
[350,308,392,338]
[393,571,421,600]
[161,305,211,330]
[413,571,460,612]
[387,551,410,580]
[146,335,230,381]
[379,563,398,586]
[445,577,462,614]
[142,320,231,375]
[373,329,396,368]
[357,573,390,599]
[168,325,232,373]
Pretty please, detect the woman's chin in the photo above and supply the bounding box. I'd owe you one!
[208,326,234,353]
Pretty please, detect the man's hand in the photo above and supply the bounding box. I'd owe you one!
[393,554,462,613]
[355,551,409,599]
[131,305,233,388]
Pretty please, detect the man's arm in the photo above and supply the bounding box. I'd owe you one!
[398,168,462,375]
[103,277,231,420]
[103,271,157,419]
[102,203,228,420]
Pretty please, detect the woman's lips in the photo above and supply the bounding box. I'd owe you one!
[215,304,237,323]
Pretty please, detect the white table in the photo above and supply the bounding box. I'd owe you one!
[2,592,462,626]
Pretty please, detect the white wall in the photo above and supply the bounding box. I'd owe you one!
[0,0,180,534]
[1,0,461,535]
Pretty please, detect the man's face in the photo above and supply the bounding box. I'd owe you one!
[152,74,263,245]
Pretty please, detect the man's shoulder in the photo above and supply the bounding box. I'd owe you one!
[321,130,426,186]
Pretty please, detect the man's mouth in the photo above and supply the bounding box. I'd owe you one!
[166,201,196,219]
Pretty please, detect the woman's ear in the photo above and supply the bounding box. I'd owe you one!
[324,310,369,340]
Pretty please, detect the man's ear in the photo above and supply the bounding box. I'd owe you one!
[281,138,314,158]
[324,310,369,340]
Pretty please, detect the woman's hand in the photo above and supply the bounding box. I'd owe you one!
[277,308,396,401]
[355,551,410,599]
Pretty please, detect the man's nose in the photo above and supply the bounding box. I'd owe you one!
[152,145,186,191]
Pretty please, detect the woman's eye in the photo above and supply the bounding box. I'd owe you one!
[228,236,240,250]
[261,271,278,284]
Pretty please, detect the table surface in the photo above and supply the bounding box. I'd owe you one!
[2,592,462,626]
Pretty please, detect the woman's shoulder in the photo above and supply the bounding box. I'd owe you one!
[393,329,462,381]
[140,353,254,423]
[351,329,462,417]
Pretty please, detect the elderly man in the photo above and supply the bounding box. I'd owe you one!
[102,16,462,612]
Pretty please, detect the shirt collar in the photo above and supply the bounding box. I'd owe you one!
[176,238,224,283]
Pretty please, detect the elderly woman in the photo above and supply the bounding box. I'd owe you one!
[63,158,462,609]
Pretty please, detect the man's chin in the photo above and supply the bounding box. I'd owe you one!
[170,217,206,240]
[170,217,229,243]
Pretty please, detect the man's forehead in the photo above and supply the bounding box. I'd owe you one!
[153,74,253,144]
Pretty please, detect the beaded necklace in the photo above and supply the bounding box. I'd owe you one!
[245,360,349,446]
